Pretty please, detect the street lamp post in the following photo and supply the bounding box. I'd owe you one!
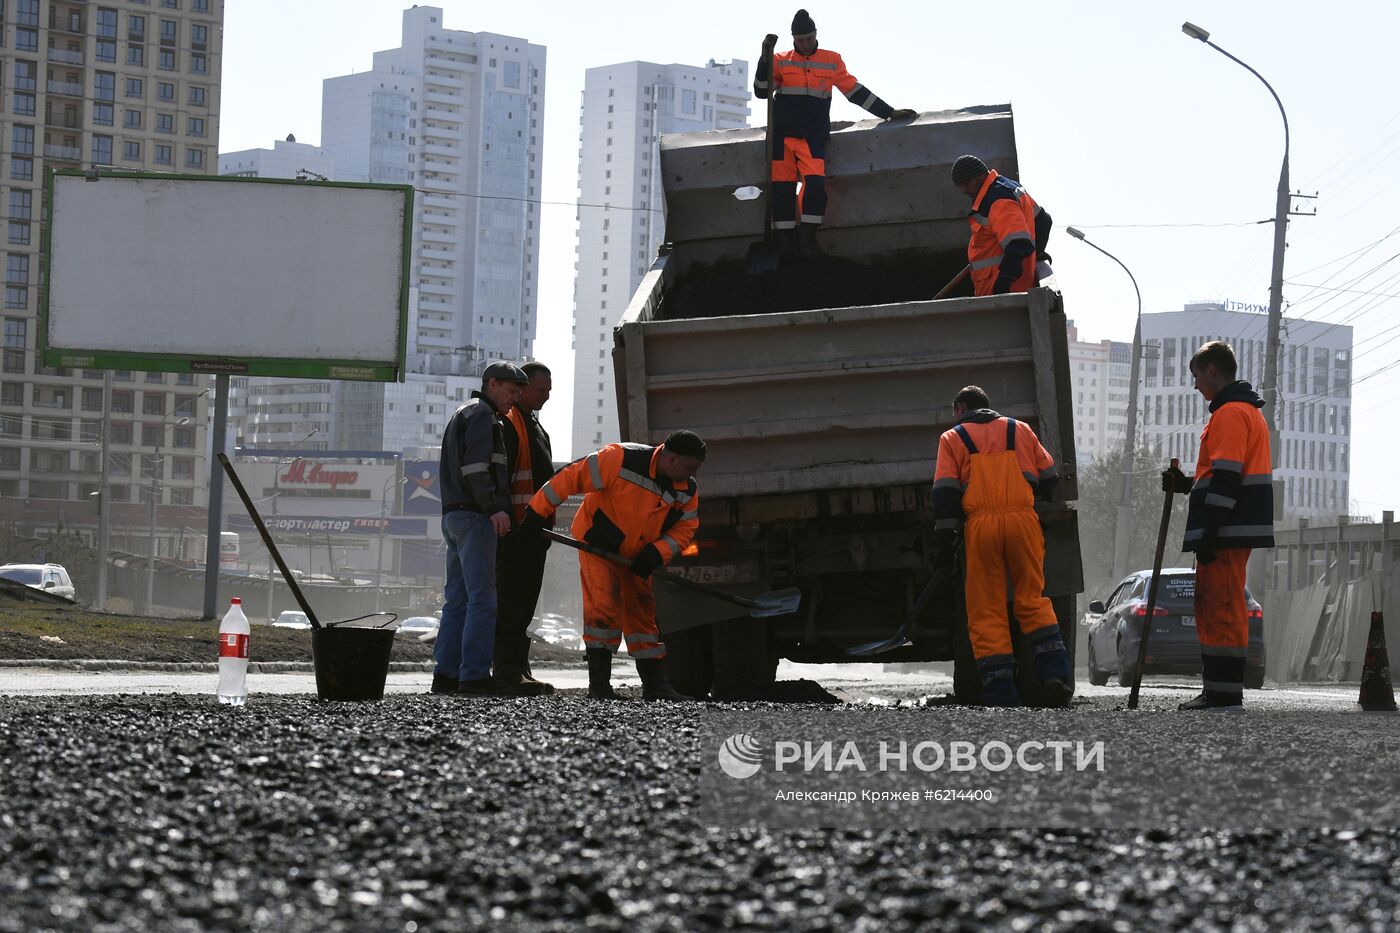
[1068,227,1144,583]
[1181,21,1288,469]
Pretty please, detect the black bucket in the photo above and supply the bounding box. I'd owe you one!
[311,618,397,701]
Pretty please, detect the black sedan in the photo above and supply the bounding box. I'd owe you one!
[1083,568,1265,689]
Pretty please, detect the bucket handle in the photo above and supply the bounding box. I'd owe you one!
[323,611,399,630]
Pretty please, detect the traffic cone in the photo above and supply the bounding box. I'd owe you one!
[1359,611,1398,712]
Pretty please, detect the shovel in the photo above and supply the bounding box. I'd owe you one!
[847,544,960,656]
[544,530,801,619]
[1128,457,1179,710]
[932,264,972,300]
[744,34,783,275]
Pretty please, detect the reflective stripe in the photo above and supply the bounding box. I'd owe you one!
[461,463,489,476]
[680,509,698,522]
[542,485,564,507]
[1204,493,1237,509]
[618,467,661,496]
[780,59,838,70]
[1038,466,1059,480]
[800,213,824,223]
[511,494,533,504]
[490,453,507,465]
[1202,645,1249,658]
[772,220,797,230]
[754,80,769,89]
[1033,204,1044,217]
[1211,458,1244,472]
[658,536,681,558]
[512,470,532,481]
[1241,474,1274,486]
[776,86,832,98]
[1000,230,1033,248]
[587,453,604,489]
[628,631,662,645]
[1215,525,1274,538]
[933,518,962,530]
[584,624,621,639]
[970,255,1001,270]
[1022,471,1038,485]
[933,477,963,491]
[628,645,667,659]
[970,213,990,228]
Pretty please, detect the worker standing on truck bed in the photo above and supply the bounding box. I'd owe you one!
[516,432,708,701]
[951,155,1053,297]
[932,386,1072,706]
[753,9,916,258]
[1161,341,1273,712]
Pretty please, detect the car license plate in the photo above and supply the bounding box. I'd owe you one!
[668,562,760,584]
[1180,615,1196,627]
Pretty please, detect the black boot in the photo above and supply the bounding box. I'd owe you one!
[796,223,824,258]
[430,673,458,696]
[636,658,690,702]
[587,648,622,700]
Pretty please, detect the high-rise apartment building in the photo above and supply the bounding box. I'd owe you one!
[1139,301,1353,525]
[1065,321,1132,464]
[322,5,545,376]
[1,0,223,513]
[571,58,749,455]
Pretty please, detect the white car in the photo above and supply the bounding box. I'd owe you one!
[398,616,439,640]
[0,563,76,601]
[528,613,583,651]
[273,610,311,629]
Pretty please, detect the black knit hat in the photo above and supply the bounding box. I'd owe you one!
[951,154,990,186]
[663,430,707,461]
[791,8,816,35]
[481,360,529,385]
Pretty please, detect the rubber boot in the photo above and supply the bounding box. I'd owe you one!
[775,227,799,263]
[977,658,1020,708]
[587,648,622,700]
[636,658,690,702]
[1028,626,1073,707]
[796,222,824,258]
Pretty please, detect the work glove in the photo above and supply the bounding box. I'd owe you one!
[763,33,779,49]
[931,528,960,566]
[886,108,918,121]
[1039,250,1053,266]
[1161,465,1192,495]
[629,544,664,579]
[1195,534,1218,566]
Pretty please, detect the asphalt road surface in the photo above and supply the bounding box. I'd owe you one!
[1,667,1395,931]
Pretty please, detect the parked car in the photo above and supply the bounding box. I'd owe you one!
[273,610,311,630]
[528,613,583,651]
[1083,568,1265,689]
[398,616,439,639]
[0,563,76,601]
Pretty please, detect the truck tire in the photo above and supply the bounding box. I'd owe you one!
[1015,595,1078,708]
[663,626,714,699]
[952,611,981,704]
[710,616,778,700]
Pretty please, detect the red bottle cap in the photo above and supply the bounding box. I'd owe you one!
[230,597,242,605]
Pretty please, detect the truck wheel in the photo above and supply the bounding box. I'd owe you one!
[663,626,714,698]
[1013,596,1078,708]
[1244,665,1265,690]
[709,616,777,700]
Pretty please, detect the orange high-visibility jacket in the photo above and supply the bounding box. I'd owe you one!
[1184,382,1274,551]
[967,170,1045,297]
[932,412,1058,529]
[529,443,699,562]
[754,47,893,141]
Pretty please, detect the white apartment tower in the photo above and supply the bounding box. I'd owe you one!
[1065,321,1132,464]
[1,0,223,515]
[572,58,749,455]
[322,6,546,375]
[218,134,334,180]
[1139,302,1353,526]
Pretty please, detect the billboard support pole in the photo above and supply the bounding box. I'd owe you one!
[202,373,229,619]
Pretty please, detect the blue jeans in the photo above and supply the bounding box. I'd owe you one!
[436,511,498,682]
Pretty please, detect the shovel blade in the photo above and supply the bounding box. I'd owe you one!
[745,239,782,275]
[846,627,912,657]
[749,587,802,618]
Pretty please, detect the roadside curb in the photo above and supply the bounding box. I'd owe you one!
[0,659,436,674]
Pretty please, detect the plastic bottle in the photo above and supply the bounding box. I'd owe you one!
[217,597,250,706]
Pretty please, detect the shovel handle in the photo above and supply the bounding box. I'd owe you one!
[543,530,764,611]
[1128,457,1179,709]
[933,265,972,300]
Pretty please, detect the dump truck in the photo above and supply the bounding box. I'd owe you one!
[613,105,1083,702]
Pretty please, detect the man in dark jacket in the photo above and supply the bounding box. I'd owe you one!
[1162,341,1274,712]
[433,360,528,697]
[494,361,557,696]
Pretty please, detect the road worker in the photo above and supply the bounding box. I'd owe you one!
[1162,341,1273,712]
[517,431,707,701]
[932,385,1070,706]
[494,361,557,697]
[950,154,1054,296]
[434,361,528,698]
[753,9,917,258]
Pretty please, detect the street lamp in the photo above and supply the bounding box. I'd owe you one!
[1180,21,1288,468]
[1067,226,1144,583]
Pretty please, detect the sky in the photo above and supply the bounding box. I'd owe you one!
[220,0,1400,518]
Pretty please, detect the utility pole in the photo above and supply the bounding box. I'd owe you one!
[95,372,112,609]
